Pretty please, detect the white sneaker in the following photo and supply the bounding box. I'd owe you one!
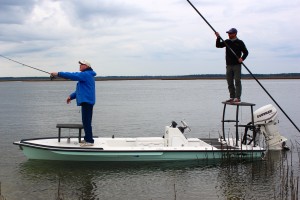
[80,142,94,147]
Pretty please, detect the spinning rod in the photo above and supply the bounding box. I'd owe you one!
[0,54,54,79]
[186,0,300,133]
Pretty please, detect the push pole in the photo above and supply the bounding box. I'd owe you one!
[186,0,300,133]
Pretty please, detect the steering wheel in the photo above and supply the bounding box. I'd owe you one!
[181,120,191,132]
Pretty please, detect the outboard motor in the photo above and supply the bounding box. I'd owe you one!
[253,104,288,150]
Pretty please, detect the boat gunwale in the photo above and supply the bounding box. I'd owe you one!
[13,137,265,153]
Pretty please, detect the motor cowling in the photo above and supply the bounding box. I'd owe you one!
[254,104,278,125]
[253,104,288,150]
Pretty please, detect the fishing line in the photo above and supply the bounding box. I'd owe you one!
[186,0,300,133]
[0,54,54,79]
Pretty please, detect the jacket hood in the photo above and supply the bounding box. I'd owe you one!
[84,68,97,77]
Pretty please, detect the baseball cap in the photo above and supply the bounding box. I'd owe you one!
[79,60,91,68]
[226,28,237,34]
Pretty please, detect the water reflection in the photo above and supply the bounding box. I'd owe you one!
[16,153,293,200]
[18,160,222,199]
[215,150,296,199]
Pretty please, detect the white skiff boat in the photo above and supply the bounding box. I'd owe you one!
[13,103,288,162]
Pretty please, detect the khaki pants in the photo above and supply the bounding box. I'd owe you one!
[226,64,241,99]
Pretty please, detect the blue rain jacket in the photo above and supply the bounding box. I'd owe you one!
[58,68,97,106]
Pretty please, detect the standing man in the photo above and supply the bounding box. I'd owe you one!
[51,60,97,146]
[215,28,248,103]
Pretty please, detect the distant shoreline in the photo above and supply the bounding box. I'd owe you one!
[0,73,300,82]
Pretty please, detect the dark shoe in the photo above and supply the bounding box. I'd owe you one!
[225,98,234,102]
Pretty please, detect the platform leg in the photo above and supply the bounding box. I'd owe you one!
[222,103,227,141]
[251,105,257,146]
[235,105,239,146]
[58,128,61,142]
[79,129,82,143]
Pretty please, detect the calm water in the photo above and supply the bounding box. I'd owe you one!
[0,79,300,199]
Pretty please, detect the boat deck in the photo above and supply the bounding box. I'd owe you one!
[200,138,239,150]
[16,137,254,151]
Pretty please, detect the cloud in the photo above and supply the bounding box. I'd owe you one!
[0,0,299,77]
[0,0,35,24]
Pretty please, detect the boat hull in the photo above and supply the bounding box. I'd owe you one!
[15,142,264,162]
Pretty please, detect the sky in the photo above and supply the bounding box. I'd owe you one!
[0,0,299,77]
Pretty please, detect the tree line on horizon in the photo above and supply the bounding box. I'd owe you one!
[0,73,300,81]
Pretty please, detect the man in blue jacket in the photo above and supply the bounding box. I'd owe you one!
[51,60,97,146]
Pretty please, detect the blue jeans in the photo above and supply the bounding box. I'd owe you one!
[81,103,94,143]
